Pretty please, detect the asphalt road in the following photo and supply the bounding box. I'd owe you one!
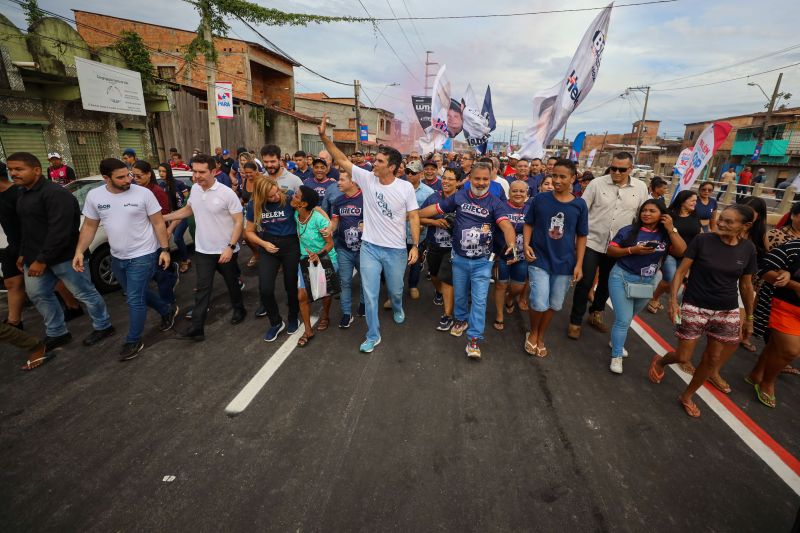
[1,250,799,532]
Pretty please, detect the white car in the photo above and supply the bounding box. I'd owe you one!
[66,171,194,293]
[631,164,653,178]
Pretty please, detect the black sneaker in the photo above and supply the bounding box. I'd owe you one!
[339,314,354,328]
[231,308,246,325]
[356,302,366,317]
[44,332,72,351]
[178,328,205,341]
[160,304,180,332]
[185,307,210,320]
[83,326,116,346]
[119,341,144,361]
[433,292,443,306]
[436,315,454,331]
[63,306,85,322]
[255,306,268,318]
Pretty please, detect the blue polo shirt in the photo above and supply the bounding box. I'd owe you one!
[437,189,509,259]
[332,191,364,252]
[293,167,314,181]
[245,191,297,238]
[303,177,338,202]
[408,182,434,244]
[524,192,589,275]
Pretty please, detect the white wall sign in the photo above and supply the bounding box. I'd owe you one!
[215,82,234,119]
[75,57,146,116]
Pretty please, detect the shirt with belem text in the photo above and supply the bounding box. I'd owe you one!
[437,189,509,259]
[83,184,162,260]
[245,191,297,238]
[187,181,243,255]
[350,165,418,249]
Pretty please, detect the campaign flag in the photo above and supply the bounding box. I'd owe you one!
[461,84,493,152]
[570,131,586,161]
[518,3,613,159]
[215,82,234,119]
[672,122,732,200]
[586,148,598,167]
[418,64,451,154]
[412,95,432,130]
[673,147,692,178]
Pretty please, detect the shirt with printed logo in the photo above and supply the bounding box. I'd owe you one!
[436,189,509,259]
[332,190,364,252]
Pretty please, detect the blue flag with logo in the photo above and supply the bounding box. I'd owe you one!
[477,86,496,155]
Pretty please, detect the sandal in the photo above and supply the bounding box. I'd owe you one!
[179,260,191,274]
[21,351,55,371]
[707,374,732,394]
[648,355,665,384]
[505,303,515,315]
[647,300,663,314]
[754,383,776,408]
[744,375,756,386]
[297,334,314,348]
[317,318,329,331]
[535,344,548,358]
[524,336,537,356]
[493,320,504,331]
[780,365,800,376]
[679,362,695,375]
[246,256,258,267]
[740,341,757,353]
[518,298,529,312]
[679,396,701,418]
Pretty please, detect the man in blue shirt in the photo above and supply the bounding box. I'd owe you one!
[418,162,517,359]
[292,150,314,181]
[529,157,546,193]
[421,159,442,192]
[303,158,338,203]
[404,161,434,301]
[329,171,366,327]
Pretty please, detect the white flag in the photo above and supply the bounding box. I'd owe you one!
[519,3,613,159]
[418,65,450,155]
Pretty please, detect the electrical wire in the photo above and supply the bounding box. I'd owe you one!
[385,0,423,60]
[400,0,427,51]
[356,0,422,83]
[651,60,800,92]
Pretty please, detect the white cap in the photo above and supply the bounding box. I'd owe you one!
[47,152,62,160]
[509,152,521,159]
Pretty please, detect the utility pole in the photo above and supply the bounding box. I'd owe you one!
[600,130,608,151]
[424,51,438,95]
[754,73,783,161]
[509,120,514,150]
[201,9,221,153]
[354,79,363,153]
[631,85,650,164]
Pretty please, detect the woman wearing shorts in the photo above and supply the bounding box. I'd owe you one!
[745,238,800,407]
[606,200,685,374]
[420,169,458,331]
[492,180,530,330]
[649,205,757,417]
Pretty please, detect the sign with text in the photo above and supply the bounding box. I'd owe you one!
[673,122,732,200]
[215,82,234,119]
[360,124,369,141]
[75,57,146,116]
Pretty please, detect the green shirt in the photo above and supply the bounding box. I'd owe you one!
[295,210,337,263]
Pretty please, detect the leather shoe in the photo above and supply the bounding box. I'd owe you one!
[588,311,609,333]
[230,309,246,325]
[178,328,205,341]
[567,324,581,340]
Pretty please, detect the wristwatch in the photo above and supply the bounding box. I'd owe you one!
[160,247,170,253]
[671,227,678,233]
[228,243,237,250]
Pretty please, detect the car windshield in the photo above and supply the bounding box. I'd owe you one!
[67,180,104,211]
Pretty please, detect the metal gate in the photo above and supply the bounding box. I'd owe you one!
[67,130,104,178]
[301,134,324,157]
[0,124,48,166]
[117,128,146,160]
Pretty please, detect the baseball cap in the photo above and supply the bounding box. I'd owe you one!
[406,160,423,174]
[758,168,766,172]
[423,159,437,169]
[47,152,62,160]
[353,150,364,156]
[509,152,521,159]
[222,149,230,155]
[312,157,328,167]
[122,148,136,156]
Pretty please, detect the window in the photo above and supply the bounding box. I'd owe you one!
[348,118,356,129]
[157,66,176,81]
[688,131,695,141]
[380,118,385,132]
[386,121,391,135]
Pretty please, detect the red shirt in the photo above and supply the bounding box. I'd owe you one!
[170,161,190,171]
[738,170,753,186]
[145,182,170,215]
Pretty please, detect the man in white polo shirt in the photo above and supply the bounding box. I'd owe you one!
[318,114,420,353]
[73,158,176,361]
[164,153,246,341]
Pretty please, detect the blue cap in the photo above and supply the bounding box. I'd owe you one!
[222,149,230,155]
[122,148,136,156]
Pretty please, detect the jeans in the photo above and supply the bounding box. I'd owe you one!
[407,243,423,288]
[337,246,365,315]
[452,252,493,340]
[257,236,299,327]
[608,264,656,358]
[528,265,571,312]
[716,183,728,201]
[112,251,171,343]
[570,247,616,326]
[660,255,677,283]
[24,259,112,337]
[192,251,244,332]
[172,219,189,262]
[360,242,407,342]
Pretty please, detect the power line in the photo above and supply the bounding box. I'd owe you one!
[651,60,800,92]
[400,0,427,51]
[385,0,423,60]
[356,0,422,83]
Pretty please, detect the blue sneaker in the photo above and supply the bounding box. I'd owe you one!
[360,337,381,353]
[393,309,405,324]
[433,292,443,306]
[356,302,366,317]
[286,319,300,334]
[339,314,354,328]
[263,321,285,342]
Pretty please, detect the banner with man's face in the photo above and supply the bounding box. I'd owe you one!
[412,84,496,149]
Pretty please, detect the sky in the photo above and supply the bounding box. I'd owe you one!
[6,0,800,144]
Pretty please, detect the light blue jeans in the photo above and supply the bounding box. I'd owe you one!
[24,259,112,337]
[528,265,571,312]
[452,252,493,340]
[360,242,407,342]
[112,251,170,343]
[608,264,657,358]
[336,246,365,315]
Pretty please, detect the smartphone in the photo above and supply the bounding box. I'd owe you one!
[643,241,660,249]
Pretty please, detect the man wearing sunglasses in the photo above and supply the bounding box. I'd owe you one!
[567,152,648,340]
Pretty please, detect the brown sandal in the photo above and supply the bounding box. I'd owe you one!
[707,374,732,394]
[493,320,504,331]
[679,396,701,418]
[317,318,329,331]
[648,355,665,384]
[297,334,314,347]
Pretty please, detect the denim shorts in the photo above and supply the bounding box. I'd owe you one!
[528,265,571,312]
[496,258,528,285]
[660,255,677,283]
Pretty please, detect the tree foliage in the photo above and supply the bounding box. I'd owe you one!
[115,30,155,82]
[21,0,45,27]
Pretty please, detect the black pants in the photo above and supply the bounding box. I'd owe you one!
[192,251,244,331]
[569,247,616,326]
[257,235,300,327]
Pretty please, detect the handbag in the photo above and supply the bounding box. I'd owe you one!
[300,252,341,302]
[624,280,655,299]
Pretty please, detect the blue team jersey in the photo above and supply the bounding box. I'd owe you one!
[494,200,530,254]
[437,189,510,258]
[610,225,669,277]
[303,177,338,201]
[332,191,364,252]
[421,177,443,193]
[464,180,508,201]
[421,191,453,249]
[524,192,589,275]
[245,191,297,237]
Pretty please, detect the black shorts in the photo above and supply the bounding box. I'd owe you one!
[436,249,454,286]
[0,248,22,279]
[426,245,448,277]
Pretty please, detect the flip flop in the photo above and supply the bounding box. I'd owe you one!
[524,336,537,356]
[707,375,732,394]
[21,352,55,371]
[296,334,314,348]
[780,365,800,376]
[754,383,776,408]
[648,355,665,384]
[493,320,504,331]
[647,300,663,314]
[317,318,329,331]
[535,345,548,358]
[740,341,757,353]
[744,376,756,386]
[679,397,701,418]
[505,303,515,315]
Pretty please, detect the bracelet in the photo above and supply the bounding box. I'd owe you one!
[746,315,754,321]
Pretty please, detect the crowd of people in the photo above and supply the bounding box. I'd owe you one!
[1,114,798,418]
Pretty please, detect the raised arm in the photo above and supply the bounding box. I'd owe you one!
[318,113,353,175]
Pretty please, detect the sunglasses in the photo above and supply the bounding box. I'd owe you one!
[609,166,630,173]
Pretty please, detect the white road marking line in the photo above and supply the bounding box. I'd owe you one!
[225,315,318,416]
[629,318,800,497]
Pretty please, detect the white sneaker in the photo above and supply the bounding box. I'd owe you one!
[609,341,628,358]
[609,357,624,374]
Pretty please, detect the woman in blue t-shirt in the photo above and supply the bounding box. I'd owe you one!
[694,181,717,232]
[492,180,530,330]
[606,200,686,374]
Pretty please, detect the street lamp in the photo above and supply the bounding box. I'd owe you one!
[747,82,770,104]
[373,82,400,105]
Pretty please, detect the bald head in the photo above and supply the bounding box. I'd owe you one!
[318,150,332,167]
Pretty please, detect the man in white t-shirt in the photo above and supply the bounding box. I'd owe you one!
[261,144,302,193]
[73,158,175,361]
[164,154,245,340]
[318,114,420,353]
